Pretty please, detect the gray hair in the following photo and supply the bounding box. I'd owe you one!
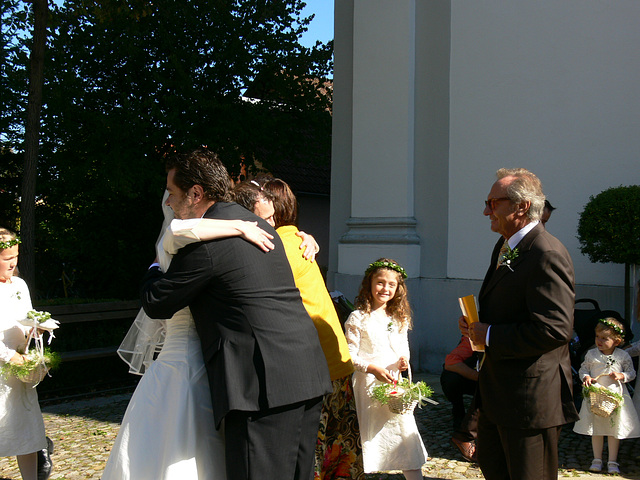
[496,168,546,222]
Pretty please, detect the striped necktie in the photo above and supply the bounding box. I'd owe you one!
[496,241,509,270]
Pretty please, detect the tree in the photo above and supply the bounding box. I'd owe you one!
[20,0,48,286]
[0,0,28,230]
[19,0,333,299]
[577,185,640,322]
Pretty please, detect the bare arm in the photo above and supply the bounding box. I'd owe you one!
[445,361,479,382]
[164,218,275,255]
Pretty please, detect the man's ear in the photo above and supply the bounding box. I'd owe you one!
[516,200,531,217]
[191,184,205,203]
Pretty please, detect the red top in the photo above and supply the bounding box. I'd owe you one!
[444,336,473,367]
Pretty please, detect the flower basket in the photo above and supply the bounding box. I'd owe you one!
[1,349,60,387]
[387,391,419,415]
[370,366,434,415]
[17,363,49,385]
[583,374,624,418]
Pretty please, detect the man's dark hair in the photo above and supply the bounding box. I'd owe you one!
[165,148,231,202]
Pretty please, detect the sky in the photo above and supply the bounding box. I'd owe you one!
[299,0,334,47]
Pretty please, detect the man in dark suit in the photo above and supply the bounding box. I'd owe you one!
[141,148,331,480]
[459,168,578,480]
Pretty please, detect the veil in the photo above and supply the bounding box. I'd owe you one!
[117,191,174,375]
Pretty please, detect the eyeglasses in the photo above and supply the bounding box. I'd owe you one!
[484,197,510,210]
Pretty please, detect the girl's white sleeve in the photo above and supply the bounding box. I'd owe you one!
[578,349,594,381]
[0,341,16,364]
[618,349,636,384]
[344,311,369,373]
[398,324,411,360]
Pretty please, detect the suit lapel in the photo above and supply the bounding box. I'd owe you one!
[479,224,544,300]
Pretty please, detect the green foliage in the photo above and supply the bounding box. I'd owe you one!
[370,378,434,406]
[0,348,61,381]
[2,0,333,300]
[577,185,640,265]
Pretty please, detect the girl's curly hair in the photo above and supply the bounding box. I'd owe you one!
[355,257,412,330]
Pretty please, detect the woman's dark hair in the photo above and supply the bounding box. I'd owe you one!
[262,178,298,228]
[231,181,273,212]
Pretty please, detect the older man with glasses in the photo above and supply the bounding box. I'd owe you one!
[459,168,578,480]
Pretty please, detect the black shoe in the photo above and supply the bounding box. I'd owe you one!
[36,436,54,480]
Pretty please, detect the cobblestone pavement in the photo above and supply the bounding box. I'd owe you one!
[2,373,640,479]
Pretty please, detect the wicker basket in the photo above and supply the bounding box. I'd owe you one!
[386,366,419,415]
[18,363,49,386]
[588,374,622,418]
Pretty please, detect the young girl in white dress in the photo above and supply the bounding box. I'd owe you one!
[0,228,47,480]
[573,317,640,475]
[344,258,427,480]
[102,193,274,480]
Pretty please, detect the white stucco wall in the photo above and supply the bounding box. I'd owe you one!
[447,1,640,286]
[330,0,640,371]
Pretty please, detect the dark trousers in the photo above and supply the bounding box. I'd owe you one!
[225,396,323,480]
[477,411,561,480]
[452,394,478,443]
[440,369,477,428]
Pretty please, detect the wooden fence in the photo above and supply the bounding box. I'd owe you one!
[45,300,141,361]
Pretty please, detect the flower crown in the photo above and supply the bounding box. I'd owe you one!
[0,237,20,250]
[599,318,625,338]
[365,260,407,279]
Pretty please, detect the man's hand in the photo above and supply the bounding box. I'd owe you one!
[296,231,319,262]
[468,322,489,348]
[458,315,470,337]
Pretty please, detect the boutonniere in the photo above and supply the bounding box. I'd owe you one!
[498,247,519,272]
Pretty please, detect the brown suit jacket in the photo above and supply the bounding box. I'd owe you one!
[477,223,579,429]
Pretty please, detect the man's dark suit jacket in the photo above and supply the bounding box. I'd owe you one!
[142,202,331,426]
[477,223,579,429]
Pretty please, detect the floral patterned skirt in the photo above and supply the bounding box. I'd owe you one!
[315,373,364,480]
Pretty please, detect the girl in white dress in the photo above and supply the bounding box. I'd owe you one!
[573,317,640,475]
[344,258,427,480]
[0,228,47,480]
[102,194,274,480]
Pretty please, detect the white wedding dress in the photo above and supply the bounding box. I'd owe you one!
[102,197,226,480]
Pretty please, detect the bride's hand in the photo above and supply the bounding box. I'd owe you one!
[238,221,275,252]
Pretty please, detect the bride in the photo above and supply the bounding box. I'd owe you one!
[101,192,275,480]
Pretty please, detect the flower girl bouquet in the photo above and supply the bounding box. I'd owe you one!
[1,310,61,386]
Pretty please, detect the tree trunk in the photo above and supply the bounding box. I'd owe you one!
[20,0,48,287]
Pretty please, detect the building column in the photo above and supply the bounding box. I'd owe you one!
[336,0,420,277]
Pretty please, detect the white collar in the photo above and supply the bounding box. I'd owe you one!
[507,221,539,250]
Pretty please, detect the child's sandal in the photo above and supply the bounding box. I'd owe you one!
[608,461,620,474]
[589,459,602,472]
